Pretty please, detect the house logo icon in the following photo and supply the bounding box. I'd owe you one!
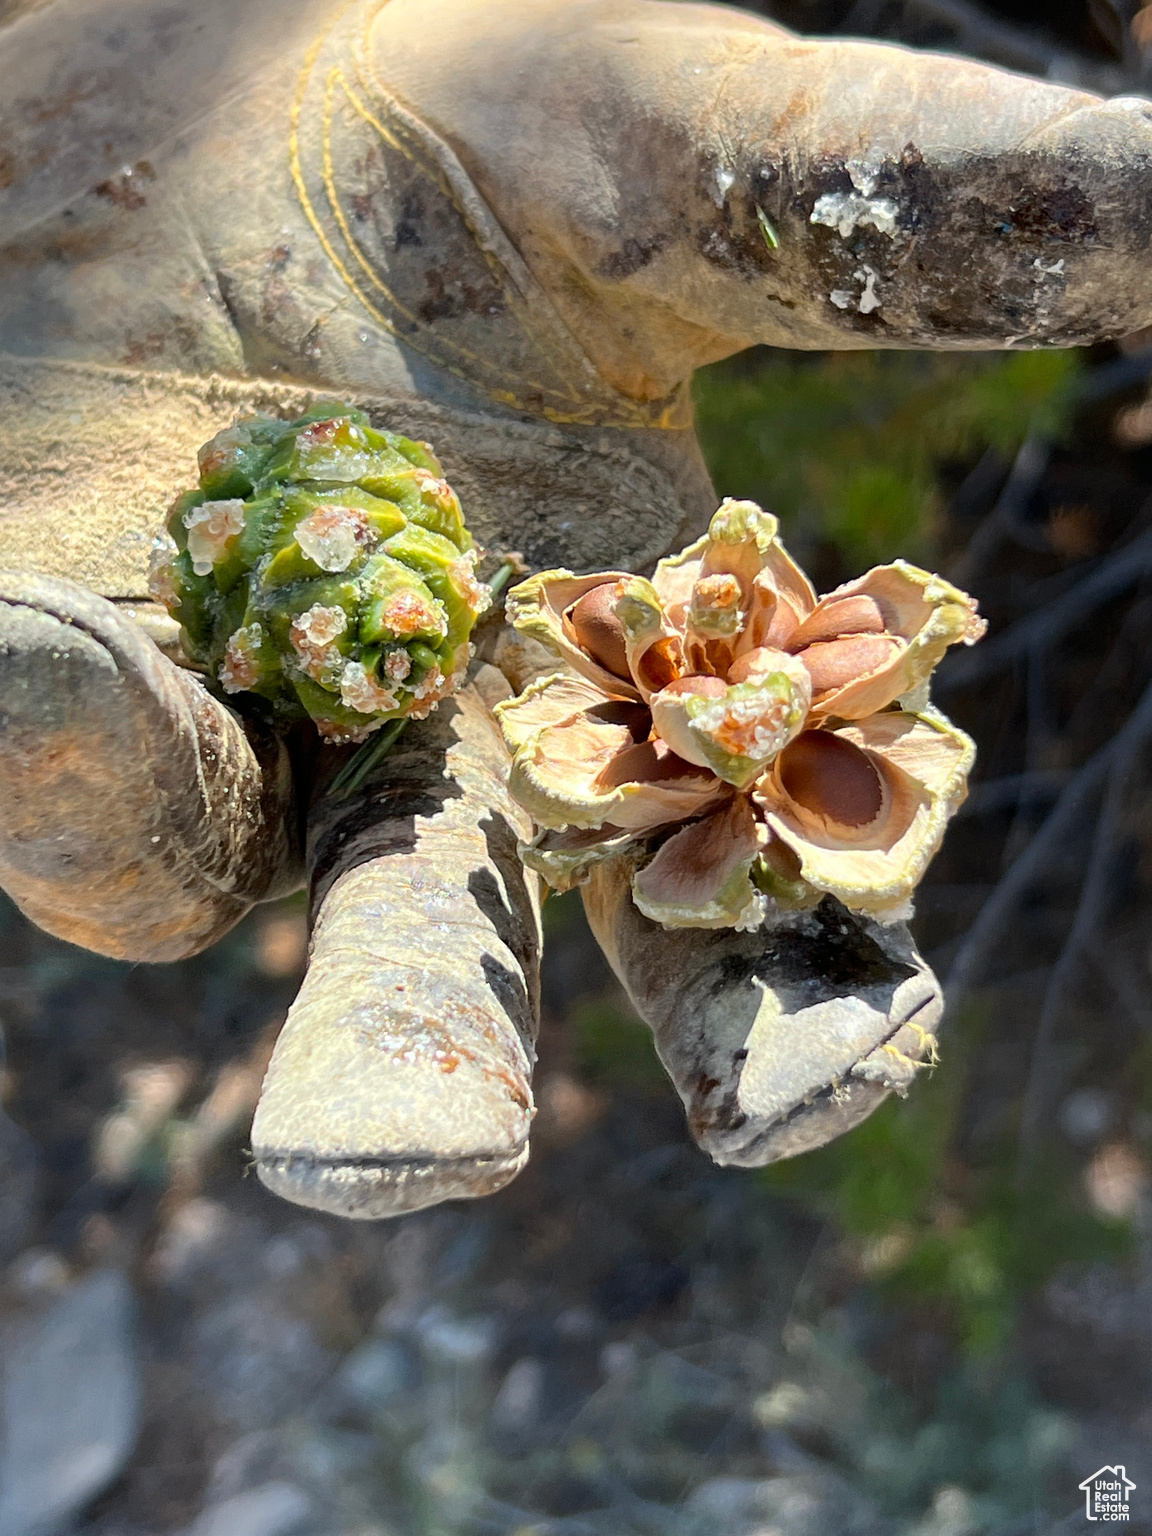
[1079,1466,1136,1521]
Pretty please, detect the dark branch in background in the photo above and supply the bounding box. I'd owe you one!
[728,0,1143,89]
[942,521,1152,688]
[846,0,1125,85]
[947,434,1052,589]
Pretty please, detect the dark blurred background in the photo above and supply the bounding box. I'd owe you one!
[4,2,1152,1533]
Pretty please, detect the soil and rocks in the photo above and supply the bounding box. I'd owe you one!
[0,857,1149,1535]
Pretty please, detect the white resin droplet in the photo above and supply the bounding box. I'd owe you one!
[183,500,246,576]
[220,623,265,693]
[289,604,348,683]
[295,506,372,573]
[340,660,400,714]
[383,647,413,683]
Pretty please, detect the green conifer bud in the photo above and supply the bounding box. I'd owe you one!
[149,404,489,742]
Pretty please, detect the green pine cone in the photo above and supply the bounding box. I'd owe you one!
[149,404,489,743]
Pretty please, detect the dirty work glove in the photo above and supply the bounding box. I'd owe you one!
[1,0,1150,1216]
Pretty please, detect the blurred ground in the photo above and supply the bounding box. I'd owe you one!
[2,869,1148,1536]
[6,0,1152,1526]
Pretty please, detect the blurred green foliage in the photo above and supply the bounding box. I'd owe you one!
[865,1363,1072,1521]
[570,996,667,1090]
[693,348,1081,566]
[760,1011,1132,1358]
[773,1319,1072,1520]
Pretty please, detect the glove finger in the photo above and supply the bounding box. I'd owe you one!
[379,0,1152,372]
[0,574,299,961]
[251,682,542,1219]
[582,856,941,1166]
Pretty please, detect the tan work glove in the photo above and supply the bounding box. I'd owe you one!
[0,0,1148,1215]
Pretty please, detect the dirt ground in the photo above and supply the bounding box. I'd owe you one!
[1,867,1148,1536]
